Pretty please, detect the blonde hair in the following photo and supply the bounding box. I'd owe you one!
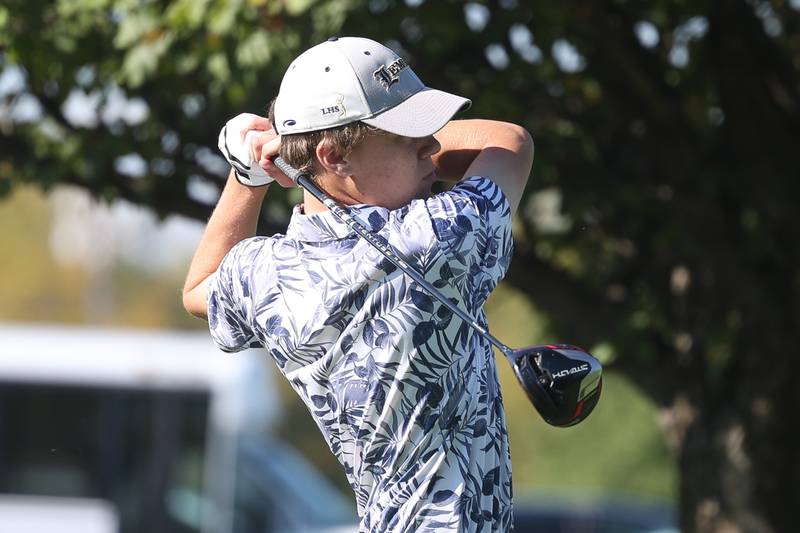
[268,99,383,178]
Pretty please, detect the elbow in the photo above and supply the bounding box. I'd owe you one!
[182,288,208,320]
[490,120,533,165]
[181,291,193,316]
[511,123,534,161]
[507,123,534,174]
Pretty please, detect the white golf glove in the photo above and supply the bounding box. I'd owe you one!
[217,113,275,187]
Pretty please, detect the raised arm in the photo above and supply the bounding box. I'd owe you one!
[433,119,534,214]
[183,116,289,319]
[182,172,269,319]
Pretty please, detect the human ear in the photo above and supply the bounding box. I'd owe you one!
[316,141,351,177]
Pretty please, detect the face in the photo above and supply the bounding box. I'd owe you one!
[327,132,441,210]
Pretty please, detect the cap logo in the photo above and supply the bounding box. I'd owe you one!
[373,57,408,90]
[321,94,346,118]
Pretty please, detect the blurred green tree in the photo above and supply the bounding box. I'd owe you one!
[2,0,798,530]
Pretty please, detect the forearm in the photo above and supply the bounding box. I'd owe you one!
[182,170,268,318]
[433,119,531,182]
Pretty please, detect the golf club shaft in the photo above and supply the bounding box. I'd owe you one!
[273,156,515,360]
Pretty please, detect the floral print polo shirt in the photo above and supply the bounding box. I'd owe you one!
[208,176,515,532]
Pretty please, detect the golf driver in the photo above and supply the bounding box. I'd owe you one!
[272,156,603,427]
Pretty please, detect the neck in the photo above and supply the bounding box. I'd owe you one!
[302,190,328,214]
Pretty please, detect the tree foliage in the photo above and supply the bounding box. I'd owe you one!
[2,0,799,530]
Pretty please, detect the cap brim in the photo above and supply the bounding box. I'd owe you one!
[361,88,471,138]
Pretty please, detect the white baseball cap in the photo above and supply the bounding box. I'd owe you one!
[274,37,471,138]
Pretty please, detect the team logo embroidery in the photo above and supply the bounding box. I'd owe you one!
[373,58,408,90]
[321,94,347,118]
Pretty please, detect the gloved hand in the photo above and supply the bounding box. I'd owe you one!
[217,113,275,187]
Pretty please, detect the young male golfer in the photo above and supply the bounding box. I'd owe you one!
[183,37,533,532]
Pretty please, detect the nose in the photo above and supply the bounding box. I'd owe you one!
[418,135,441,159]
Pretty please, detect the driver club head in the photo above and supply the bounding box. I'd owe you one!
[511,344,603,427]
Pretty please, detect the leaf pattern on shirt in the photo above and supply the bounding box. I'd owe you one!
[208,177,514,532]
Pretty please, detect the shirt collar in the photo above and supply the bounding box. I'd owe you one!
[285,204,391,242]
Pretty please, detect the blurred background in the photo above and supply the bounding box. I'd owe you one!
[1,0,798,532]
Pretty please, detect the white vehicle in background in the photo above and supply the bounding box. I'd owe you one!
[0,323,357,533]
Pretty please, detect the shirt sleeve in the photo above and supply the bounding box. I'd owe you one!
[425,176,514,306]
[206,237,267,353]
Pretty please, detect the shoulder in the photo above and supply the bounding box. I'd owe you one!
[387,177,513,272]
[447,176,510,213]
[386,177,512,243]
[421,177,511,235]
[215,236,284,287]
[222,236,276,265]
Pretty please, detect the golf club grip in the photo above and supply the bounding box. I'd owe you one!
[272,156,305,183]
[272,157,513,357]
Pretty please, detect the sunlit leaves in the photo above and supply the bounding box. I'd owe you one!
[285,0,318,16]
[236,30,272,68]
[0,7,9,33]
[165,0,212,31]
[207,52,231,83]
[113,11,161,49]
[120,34,174,87]
[207,0,242,35]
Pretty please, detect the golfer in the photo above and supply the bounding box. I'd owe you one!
[183,37,533,532]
